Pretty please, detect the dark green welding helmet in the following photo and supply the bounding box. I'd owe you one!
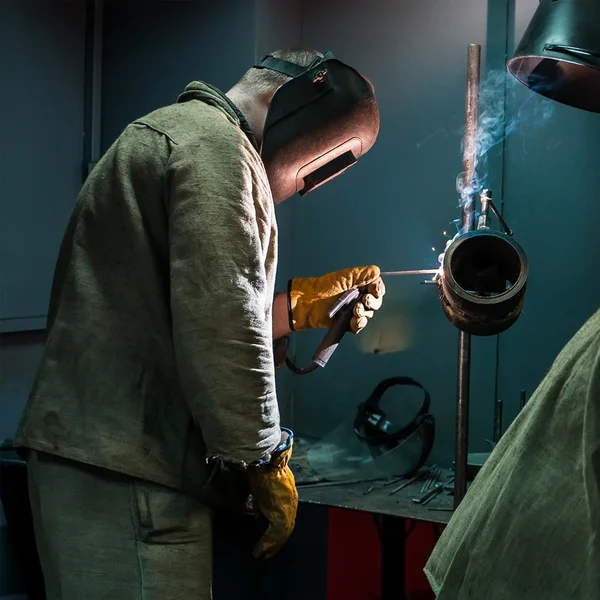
[254,51,380,204]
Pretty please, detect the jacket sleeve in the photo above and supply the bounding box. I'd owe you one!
[167,131,281,466]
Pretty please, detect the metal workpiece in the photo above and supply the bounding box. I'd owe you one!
[388,474,421,496]
[438,229,529,337]
[413,477,455,506]
[419,465,442,494]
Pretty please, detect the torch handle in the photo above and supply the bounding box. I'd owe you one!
[312,299,358,368]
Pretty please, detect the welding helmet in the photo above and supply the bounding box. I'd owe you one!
[353,377,435,468]
[306,377,435,482]
[254,51,380,204]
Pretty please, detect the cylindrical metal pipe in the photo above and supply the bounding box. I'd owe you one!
[454,43,481,509]
[439,230,529,336]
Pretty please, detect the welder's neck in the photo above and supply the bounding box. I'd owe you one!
[226,87,271,147]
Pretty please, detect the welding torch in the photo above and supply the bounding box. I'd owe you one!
[285,268,440,375]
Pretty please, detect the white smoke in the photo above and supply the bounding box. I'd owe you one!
[456,69,555,210]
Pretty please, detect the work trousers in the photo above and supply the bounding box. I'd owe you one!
[27,450,213,600]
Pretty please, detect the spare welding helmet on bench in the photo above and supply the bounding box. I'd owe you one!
[306,377,435,482]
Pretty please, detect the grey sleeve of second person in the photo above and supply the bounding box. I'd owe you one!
[167,132,281,466]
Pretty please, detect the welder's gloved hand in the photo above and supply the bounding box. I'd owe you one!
[288,265,385,333]
[247,428,298,559]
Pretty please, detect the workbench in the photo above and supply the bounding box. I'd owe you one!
[292,438,454,600]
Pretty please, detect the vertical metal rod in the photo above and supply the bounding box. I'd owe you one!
[520,389,528,411]
[461,44,481,234]
[455,330,471,507]
[454,43,481,509]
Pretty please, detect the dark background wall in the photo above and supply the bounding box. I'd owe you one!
[0,2,86,595]
[0,2,302,596]
[0,0,87,446]
[101,1,255,149]
[289,0,494,463]
[496,0,600,421]
[2,0,600,596]
[3,0,600,504]
[0,0,86,449]
[288,0,600,464]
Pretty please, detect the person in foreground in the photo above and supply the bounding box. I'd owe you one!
[425,308,600,599]
[14,49,383,600]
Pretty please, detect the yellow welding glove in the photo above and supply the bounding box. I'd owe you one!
[247,428,298,559]
[288,265,385,333]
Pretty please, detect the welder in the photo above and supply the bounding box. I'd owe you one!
[14,49,383,600]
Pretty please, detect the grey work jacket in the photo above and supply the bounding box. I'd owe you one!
[15,82,281,498]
